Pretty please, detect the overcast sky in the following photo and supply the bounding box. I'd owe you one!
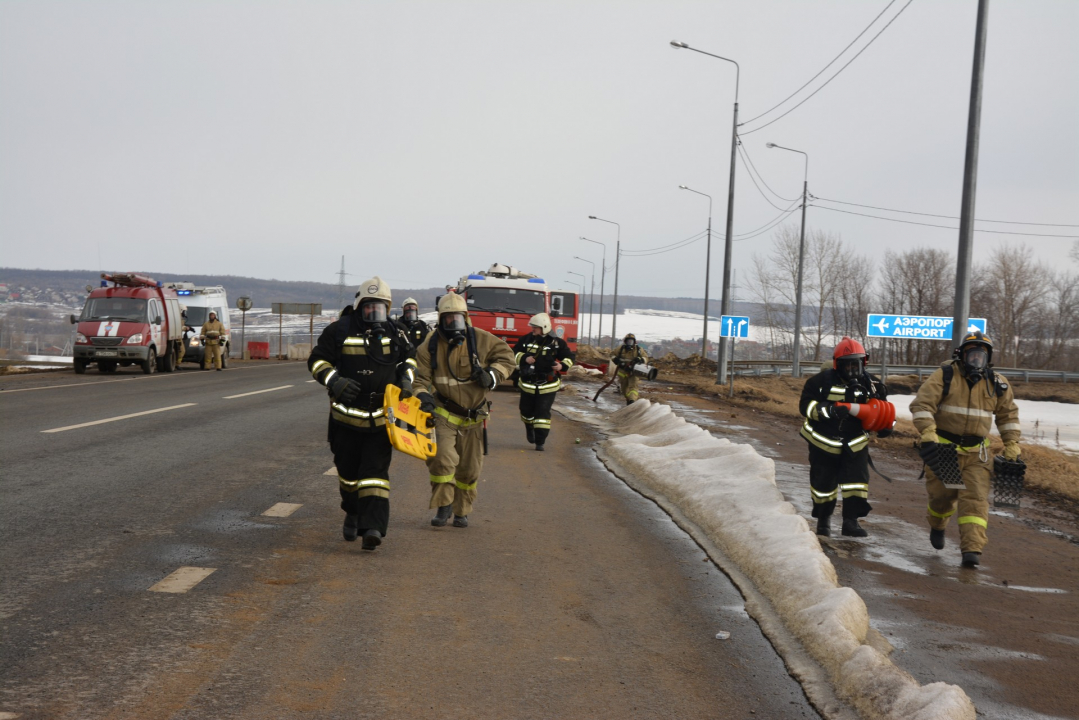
[2,0,1076,301]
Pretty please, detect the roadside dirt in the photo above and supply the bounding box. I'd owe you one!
[569,368,1079,719]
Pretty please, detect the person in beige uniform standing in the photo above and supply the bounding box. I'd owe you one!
[412,293,515,528]
[909,331,1021,567]
[200,311,227,371]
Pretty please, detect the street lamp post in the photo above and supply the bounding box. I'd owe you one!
[671,40,739,385]
[574,256,596,347]
[567,271,587,344]
[589,216,621,347]
[679,185,713,358]
[580,237,606,346]
[766,142,809,379]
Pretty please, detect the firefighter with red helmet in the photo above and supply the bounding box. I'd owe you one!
[798,337,891,537]
[909,330,1021,567]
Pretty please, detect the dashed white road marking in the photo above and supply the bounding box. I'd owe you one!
[223,385,293,399]
[41,403,197,433]
[306,380,317,383]
[3,362,295,393]
[0,712,21,719]
[148,567,217,594]
[262,502,303,517]
[324,467,338,476]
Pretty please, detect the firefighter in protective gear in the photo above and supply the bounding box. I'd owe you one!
[910,330,1020,567]
[307,276,416,550]
[400,297,430,348]
[799,337,889,538]
[612,334,649,404]
[513,313,575,451]
[412,293,515,528]
[176,306,191,369]
[200,311,227,371]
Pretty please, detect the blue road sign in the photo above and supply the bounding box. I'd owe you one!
[720,315,750,338]
[866,314,986,341]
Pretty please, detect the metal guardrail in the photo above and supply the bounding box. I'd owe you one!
[731,359,1079,383]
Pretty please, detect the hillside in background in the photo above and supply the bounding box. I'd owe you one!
[0,267,757,317]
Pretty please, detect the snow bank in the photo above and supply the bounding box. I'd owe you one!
[600,400,975,720]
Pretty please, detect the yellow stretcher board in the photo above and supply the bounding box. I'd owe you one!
[383,384,437,460]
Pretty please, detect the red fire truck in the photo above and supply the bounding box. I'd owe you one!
[449,263,579,351]
[70,273,185,375]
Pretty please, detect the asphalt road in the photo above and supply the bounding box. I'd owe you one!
[0,363,820,719]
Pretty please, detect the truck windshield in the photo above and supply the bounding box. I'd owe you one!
[465,288,545,314]
[184,307,211,325]
[82,298,148,322]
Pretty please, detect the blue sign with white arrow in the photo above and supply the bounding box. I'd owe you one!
[720,315,750,338]
[866,314,986,341]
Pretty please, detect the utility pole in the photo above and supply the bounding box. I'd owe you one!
[952,0,990,349]
[336,256,349,312]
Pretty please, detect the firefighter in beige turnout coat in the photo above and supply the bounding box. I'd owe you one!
[909,331,1021,567]
[412,293,516,527]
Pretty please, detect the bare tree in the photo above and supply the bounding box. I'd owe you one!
[972,244,1049,368]
[876,248,953,365]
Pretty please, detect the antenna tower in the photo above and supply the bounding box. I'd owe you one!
[336,256,351,310]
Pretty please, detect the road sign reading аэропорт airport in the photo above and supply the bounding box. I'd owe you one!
[866,314,986,341]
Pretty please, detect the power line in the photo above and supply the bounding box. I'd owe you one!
[739,141,799,202]
[812,195,1079,228]
[739,0,915,136]
[741,0,898,126]
[737,142,798,210]
[622,230,708,257]
[811,204,1079,238]
[734,203,802,241]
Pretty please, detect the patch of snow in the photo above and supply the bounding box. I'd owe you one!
[891,394,1079,453]
[598,400,975,720]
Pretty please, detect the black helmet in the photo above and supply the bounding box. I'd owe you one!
[957,330,993,378]
[623,333,636,346]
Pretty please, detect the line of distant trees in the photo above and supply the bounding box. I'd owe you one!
[747,228,1079,371]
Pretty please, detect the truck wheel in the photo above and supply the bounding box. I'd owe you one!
[221,344,229,369]
[74,359,87,374]
[142,348,157,374]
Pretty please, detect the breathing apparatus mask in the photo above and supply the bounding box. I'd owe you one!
[440,312,467,347]
[962,346,989,379]
[359,300,388,324]
[403,306,418,322]
[836,356,864,383]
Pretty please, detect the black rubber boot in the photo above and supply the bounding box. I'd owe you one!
[535,443,545,451]
[815,516,831,537]
[452,515,469,528]
[526,425,535,444]
[342,514,359,542]
[961,552,981,567]
[841,517,868,537]
[626,398,633,406]
[361,529,382,550]
[431,505,452,527]
[930,528,946,550]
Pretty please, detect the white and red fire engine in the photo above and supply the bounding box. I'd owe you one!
[70,273,185,375]
[448,263,579,351]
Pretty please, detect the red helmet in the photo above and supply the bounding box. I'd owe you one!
[832,337,867,366]
[833,337,868,381]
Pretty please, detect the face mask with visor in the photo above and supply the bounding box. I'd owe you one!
[360,301,388,323]
[837,357,863,382]
[403,307,418,322]
[963,347,989,376]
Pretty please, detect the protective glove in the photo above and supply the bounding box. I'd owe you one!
[876,428,893,439]
[918,441,939,465]
[471,366,498,390]
[397,377,414,400]
[822,403,849,421]
[1003,441,1021,461]
[328,376,361,405]
[416,392,437,414]
[920,428,939,444]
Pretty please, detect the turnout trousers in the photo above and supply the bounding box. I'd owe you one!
[203,342,223,369]
[617,370,640,402]
[426,410,484,517]
[519,391,556,445]
[807,444,871,519]
[330,423,392,536]
[925,450,992,553]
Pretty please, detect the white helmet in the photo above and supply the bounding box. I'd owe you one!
[437,292,468,315]
[354,276,392,310]
[402,297,419,308]
[528,312,552,335]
